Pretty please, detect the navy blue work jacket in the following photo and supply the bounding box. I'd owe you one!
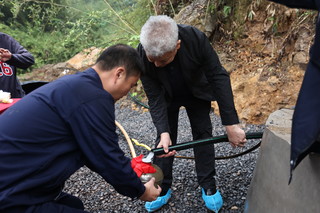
[0,68,145,209]
[270,0,320,180]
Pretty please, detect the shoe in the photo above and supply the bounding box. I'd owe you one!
[145,189,172,212]
[201,188,223,212]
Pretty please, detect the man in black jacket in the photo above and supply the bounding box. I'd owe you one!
[0,32,35,98]
[138,15,246,212]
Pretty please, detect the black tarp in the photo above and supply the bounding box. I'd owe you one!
[21,81,48,95]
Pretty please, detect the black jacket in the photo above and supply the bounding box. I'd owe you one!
[138,24,239,135]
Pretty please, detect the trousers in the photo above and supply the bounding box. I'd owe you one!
[154,98,216,196]
[1,192,89,213]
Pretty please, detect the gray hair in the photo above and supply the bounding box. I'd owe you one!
[140,15,178,57]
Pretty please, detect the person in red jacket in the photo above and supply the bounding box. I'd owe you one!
[0,32,35,98]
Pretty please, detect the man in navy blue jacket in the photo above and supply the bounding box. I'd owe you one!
[268,0,320,181]
[0,32,35,98]
[0,44,161,212]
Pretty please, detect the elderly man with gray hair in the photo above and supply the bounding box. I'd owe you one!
[137,15,246,212]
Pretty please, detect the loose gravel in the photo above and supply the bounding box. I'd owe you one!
[64,98,265,213]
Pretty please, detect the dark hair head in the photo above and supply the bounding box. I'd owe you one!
[95,44,144,78]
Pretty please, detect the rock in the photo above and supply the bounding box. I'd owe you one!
[67,47,103,71]
[292,51,308,64]
[231,206,239,210]
[174,0,215,38]
[28,62,78,82]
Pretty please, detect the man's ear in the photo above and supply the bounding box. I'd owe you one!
[114,67,126,82]
[176,40,181,50]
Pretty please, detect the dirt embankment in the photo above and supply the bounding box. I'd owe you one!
[212,2,316,124]
[20,2,317,125]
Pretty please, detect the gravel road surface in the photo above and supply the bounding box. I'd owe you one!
[64,98,265,213]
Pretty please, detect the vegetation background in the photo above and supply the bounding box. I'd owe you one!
[0,0,277,71]
[1,0,317,124]
[0,0,155,70]
[1,0,316,69]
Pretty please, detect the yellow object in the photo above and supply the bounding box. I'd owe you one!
[115,120,151,159]
[115,120,136,158]
[131,138,151,151]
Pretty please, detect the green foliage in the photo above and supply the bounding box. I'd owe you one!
[61,10,108,50]
[127,35,141,48]
[0,0,154,70]
[208,2,216,14]
[0,23,67,68]
[0,0,71,31]
[0,0,14,25]
[207,0,233,20]
[123,0,153,31]
[223,5,231,18]
[247,10,255,21]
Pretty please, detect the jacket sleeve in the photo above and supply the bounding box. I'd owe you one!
[5,35,35,69]
[137,44,170,135]
[268,0,319,10]
[68,96,146,199]
[191,27,239,125]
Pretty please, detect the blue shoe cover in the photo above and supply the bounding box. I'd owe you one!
[201,188,223,212]
[145,189,172,212]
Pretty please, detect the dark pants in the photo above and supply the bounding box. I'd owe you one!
[154,98,216,196]
[2,193,88,213]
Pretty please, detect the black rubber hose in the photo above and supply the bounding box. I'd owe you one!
[129,92,264,159]
[151,132,263,155]
[174,141,262,160]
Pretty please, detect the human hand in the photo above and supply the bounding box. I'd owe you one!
[0,48,12,62]
[139,177,162,202]
[157,132,176,158]
[225,124,247,148]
